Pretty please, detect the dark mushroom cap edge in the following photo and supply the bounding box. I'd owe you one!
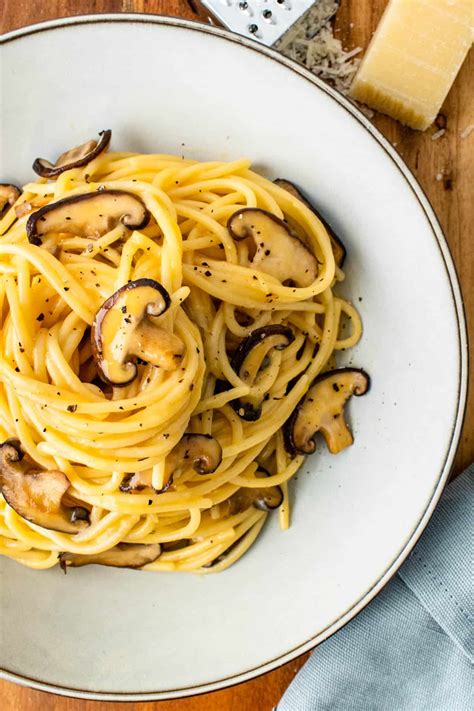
[33,129,112,179]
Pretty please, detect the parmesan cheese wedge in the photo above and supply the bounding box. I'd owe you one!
[350,0,473,130]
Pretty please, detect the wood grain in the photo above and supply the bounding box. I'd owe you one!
[1,1,472,709]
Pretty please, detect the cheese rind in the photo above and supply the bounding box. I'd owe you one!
[350,0,473,130]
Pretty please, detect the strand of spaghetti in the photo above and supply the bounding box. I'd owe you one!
[277,429,292,533]
[223,302,272,337]
[123,515,158,542]
[279,480,290,530]
[192,508,254,538]
[334,297,363,349]
[0,534,32,551]
[0,315,202,415]
[222,378,308,458]
[193,386,251,415]
[0,244,94,323]
[176,203,239,262]
[4,383,54,469]
[3,275,35,354]
[155,512,264,572]
[143,196,183,293]
[53,457,126,496]
[159,529,235,563]
[102,155,197,180]
[2,504,139,554]
[198,515,267,574]
[0,549,59,570]
[130,508,203,545]
[76,493,213,514]
[232,455,304,488]
[183,266,332,309]
[168,177,259,205]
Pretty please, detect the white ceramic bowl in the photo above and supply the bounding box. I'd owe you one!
[0,15,467,701]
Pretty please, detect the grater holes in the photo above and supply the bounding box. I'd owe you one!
[238,1,252,14]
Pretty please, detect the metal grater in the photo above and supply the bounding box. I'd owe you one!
[190,1,337,48]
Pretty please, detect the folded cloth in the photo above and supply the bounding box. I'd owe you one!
[277,465,473,711]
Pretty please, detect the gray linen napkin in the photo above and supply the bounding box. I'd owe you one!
[277,465,473,711]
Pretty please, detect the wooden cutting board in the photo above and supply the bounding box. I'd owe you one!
[1,2,472,710]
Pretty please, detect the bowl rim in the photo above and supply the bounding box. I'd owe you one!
[0,12,469,702]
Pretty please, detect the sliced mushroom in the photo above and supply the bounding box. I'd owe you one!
[91,278,185,386]
[227,208,318,287]
[58,543,161,570]
[0,439,90,533]
[33,130,112,178]
[274,179,347,267]
[119,470,174,494]
[227,467,283,515]
[26,190,150,245]
[223,325,294,421]
[168,433,222,476]
[0,184,21,215]
[120,472,150,493]
[120,434,222,493]
[162,539,190,552]
[231,325,295,374]
[284,368,370,455]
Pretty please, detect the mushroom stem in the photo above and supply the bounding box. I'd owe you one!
[284,368,370,455]
[323,413,354,453]
[133,322,185,371]
[166,434,223,477]
[59,543,161,570]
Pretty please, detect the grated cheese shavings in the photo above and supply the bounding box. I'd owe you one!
[276,0,362,96]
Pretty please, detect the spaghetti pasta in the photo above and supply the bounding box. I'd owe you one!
[0,134,365,572]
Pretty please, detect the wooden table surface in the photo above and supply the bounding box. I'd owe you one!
[1,1,472,709]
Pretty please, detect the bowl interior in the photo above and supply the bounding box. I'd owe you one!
[0,16,465,700]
